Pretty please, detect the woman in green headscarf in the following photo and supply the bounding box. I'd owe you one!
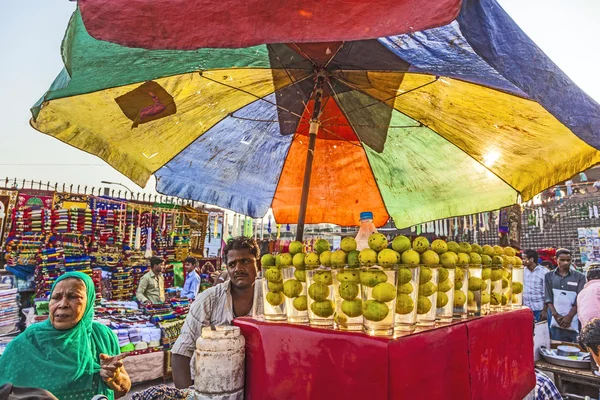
[0,272,131,399]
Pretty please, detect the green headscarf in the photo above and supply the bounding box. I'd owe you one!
[0,272,120,399]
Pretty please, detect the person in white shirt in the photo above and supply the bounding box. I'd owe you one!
[523,249,548,322]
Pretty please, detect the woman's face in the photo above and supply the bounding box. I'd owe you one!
[49,278,87,330]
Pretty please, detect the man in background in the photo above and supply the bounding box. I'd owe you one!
[523,249,548,322]
[136,256,165,304]
[577,264,600,327]
[545,249,586,342]
[181,257,200,300]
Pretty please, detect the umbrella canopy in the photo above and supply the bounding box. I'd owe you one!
[32,0,600,232]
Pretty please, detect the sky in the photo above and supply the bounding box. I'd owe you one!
[0,0,599,200]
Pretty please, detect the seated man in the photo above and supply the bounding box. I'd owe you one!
[579,318,600,375]
[171,237,263,388]
[181,257,200,300]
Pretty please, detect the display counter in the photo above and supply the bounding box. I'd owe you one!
[234,309,535,400]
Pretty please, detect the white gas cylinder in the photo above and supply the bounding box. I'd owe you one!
[194,325,245,400]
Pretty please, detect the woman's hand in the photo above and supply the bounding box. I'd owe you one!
[99,353,131,399]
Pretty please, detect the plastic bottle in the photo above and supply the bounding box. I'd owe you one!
[355,211,378,251]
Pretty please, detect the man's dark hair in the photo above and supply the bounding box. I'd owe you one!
[524,249,538,262]
[579,318,600,356]
[150,256,164,267]
[223,237,260,262]
[541,261,554,270]
[587,264,600,281]
[556,248,572,258]
[184,257,198,266]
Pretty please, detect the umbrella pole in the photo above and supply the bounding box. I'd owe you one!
[296,74,325,241]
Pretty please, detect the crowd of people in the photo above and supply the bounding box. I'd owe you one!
[0,238,599,399]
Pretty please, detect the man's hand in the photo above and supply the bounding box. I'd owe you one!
[99,353,126,383]
[560,314,574,329]
[540,309,547,321]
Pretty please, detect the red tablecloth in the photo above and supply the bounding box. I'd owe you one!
[234,309,535,400]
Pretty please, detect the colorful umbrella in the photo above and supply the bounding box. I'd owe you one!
[32,0,600,239]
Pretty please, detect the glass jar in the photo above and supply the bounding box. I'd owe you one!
[262,266,287,321]
[394,264,420,332]
[435,265,455,324]
[416,265,439,327]
[467,264,483,317]
[490,264,503,311]
[306,266,335,327]
[511,264,524,309]
[361,265,398,336]
[333,266,363,331]
[481,264,492,315]
[282,267,308,324]
[453,266,469,319]
[501,263,513,311]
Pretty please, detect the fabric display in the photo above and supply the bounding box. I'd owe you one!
[159,319,185,348]
[16,189,54,211]
[0,287,19,334]
[0,189,18,251]
[4,235,45,279]
[35,248,65,298]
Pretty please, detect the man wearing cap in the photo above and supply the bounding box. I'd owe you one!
[171,237,263,389]
[136,256,166,304]
[545,248,586,342]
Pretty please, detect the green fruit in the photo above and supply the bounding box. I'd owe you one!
[283,279,303,298]
[294,269,306,282]
[502,277,509,289]
[469,253,482,265]
[458,242,472,254]
[340,237,357,252]
[261,254,276,267]
[289,241,304,255]
[419,281,437,297]
[468,277,483,291]
[378,249,400,266]
[330,250,348,266]
[490,269,503,281]
[436,292,449,308]
[398,267,413,285]
[266,291,284,306]
[454,290,466,307]
[268,281,283,292]
[438,279,453,293]
[501,294,508,306]
[347,250,360,267]
[493,245,504,256]
[265,268,283,283]
[279,253,293,266]
[320,251,332,266]
[441,252,458,268]
[338,282,360,300]
[401,249,421,265]
[313,270,333,285]
[396,294,414,314]
[417,296,432,314]
[305,253,320,266]
[492,255,504,265]
[454,267,465,282]
[468,290,475,303]
[439,267,449,282]
[431,239,448,254]
[368,233,389,252]
[419,267,432,284]
[335,314,348,325]
[447,241,461,254]
[420,250,440,265]
[481,255,492,266]
[481,291,490,305]
[457,253,470,266]
[392,236,411,253]
[471,244,482,254]
[481,268,491,280]
[482,245,494,256]
[341,299,362,317]
[490,293,502,306]
[455,280,463,290]
[363,300,389,322]
[293,295,308,311]
[512,294,519,304]
[293,253,306,269]
[359,248,378,265]
[512,281,523,294]
[308,283,330,301]
[311,300,334,318]
[398,282,414,294]
[360,268,388,287]
[336,269,360,283]
[314,239,330,254]
[412,236,430,254]
[372,282,397,302]
[504,247,516,257]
